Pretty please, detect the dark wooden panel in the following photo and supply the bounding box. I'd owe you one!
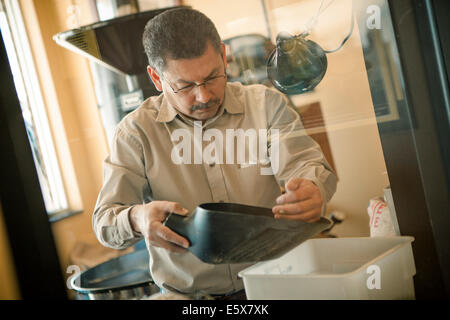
[382,0,449,298]
[297,102,337,175]
[0,32,68,300]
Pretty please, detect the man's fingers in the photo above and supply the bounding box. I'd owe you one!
[276,190,311,204]
[273,198,319,215]
[171,203,190,216]
[285,177,312,192]
[153,222,190,248]
[152,201,189,219]
[274,208,321,222]
[141,202,191,254]
[276,182,318,205]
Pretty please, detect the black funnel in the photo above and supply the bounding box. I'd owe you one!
[53,7,183,75]
[164,202,332,264]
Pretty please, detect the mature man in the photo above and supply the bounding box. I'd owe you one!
[93,8,337,298]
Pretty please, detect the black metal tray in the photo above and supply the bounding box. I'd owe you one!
[164,202,332,264]
[70,249,155,294]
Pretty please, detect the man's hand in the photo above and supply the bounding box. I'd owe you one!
[129,201,190,253]
[272,178,323,222]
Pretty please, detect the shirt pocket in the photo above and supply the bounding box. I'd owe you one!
[229,162,281,206]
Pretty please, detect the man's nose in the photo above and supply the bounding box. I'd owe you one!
[194,84,212,103]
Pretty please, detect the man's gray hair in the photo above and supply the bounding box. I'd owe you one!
[143,8,222,74]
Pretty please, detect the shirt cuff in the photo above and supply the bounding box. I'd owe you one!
[117,206,142,241]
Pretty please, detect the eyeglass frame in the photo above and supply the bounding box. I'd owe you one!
[162,67,228,95]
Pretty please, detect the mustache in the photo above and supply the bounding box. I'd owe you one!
[190,98,220,112]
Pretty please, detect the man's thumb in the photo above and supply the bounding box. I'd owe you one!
[172,203,189,216]
[286,178,301,191]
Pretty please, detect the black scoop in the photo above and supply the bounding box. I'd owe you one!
[164,202,332,264]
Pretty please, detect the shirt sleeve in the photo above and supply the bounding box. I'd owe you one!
[92,125,150,249]
[265,88,338,215]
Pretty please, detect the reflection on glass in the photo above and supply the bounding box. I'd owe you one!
[224,34,275,86]
[356,0,411,131]
[267,32,328,94]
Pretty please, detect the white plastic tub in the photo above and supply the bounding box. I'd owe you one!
[239,236,416,300]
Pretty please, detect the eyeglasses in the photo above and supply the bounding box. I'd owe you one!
[163,73,227,95]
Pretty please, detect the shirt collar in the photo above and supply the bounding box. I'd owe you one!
[155,83,244,123]
[155,97,178,123]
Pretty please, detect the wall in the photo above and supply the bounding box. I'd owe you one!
[184,0,390,236]
[0,202,21,299]
[18,0,110,277]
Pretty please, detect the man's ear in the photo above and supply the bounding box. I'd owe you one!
[147,65,163,91]
[221,42,228,70]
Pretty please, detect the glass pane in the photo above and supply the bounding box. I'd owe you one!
[253,0,391,236]
[0,0,68,213]
[3,0,446,300]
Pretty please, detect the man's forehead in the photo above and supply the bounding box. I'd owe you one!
[163,43,223,83]
[168,66,222,84]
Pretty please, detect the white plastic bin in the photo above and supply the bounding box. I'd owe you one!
[239,236,416,300]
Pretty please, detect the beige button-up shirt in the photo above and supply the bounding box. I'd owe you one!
[93,82,337,295]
